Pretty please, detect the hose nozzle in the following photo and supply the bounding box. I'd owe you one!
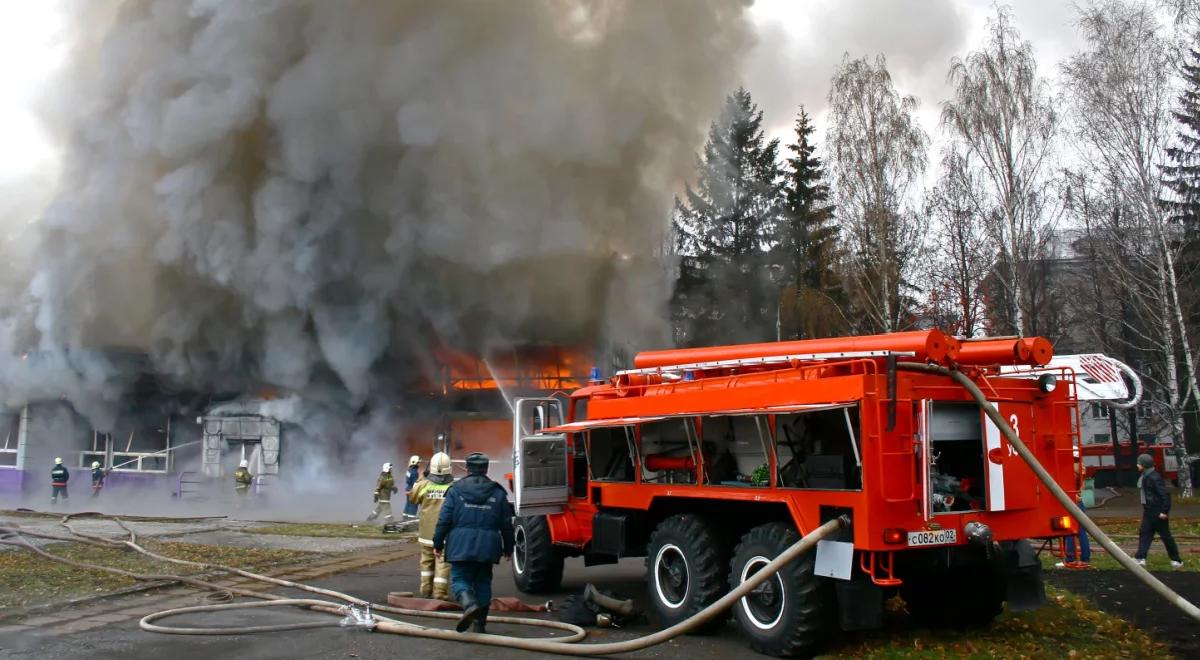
[584,583,634,616]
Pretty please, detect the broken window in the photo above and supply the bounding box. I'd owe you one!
[774,405,862,490]
[0,410,19,468]
[85,418,172,473]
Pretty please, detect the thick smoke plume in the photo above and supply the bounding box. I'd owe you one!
[0,0,752,427]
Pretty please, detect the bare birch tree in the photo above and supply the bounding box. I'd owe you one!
[827,55,929,333]
[941,6,1059,337]
[1063,0,1195,495]
[922,149,993,337]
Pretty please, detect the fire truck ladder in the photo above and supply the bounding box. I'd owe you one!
[614,350,916,377]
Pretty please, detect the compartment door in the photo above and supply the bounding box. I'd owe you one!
[982,402,1038,511]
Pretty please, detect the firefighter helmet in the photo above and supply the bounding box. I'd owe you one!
[54,457,63,465]
[430,452,452,476]
[465,452,489,475]
[409,455,421,467]
[92,461,100,469]
[239,459,249,468]
[382,462,393,472]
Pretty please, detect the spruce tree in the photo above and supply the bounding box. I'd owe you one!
[1165,46,1200,228]
[672,87,781,346]
[775,108,843,339]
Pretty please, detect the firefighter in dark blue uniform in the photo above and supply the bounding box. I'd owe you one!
[51,457,70,505]
[432,452,514,634]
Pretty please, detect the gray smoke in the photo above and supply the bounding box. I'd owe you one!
[0,0,753,430]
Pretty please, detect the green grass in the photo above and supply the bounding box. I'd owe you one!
[827,587,1167,659]
[1038,516,1198,572]
[244,522,410,539]
[0,540,314,611]
[1091,516,1200,537]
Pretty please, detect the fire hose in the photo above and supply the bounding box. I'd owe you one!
[0,514,846,655]
[899,362,1200,623]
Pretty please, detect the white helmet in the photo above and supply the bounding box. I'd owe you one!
[54,457,63,465]
[382,462,392,472]
[239,459,249,468]
[409,455,421,467]
[430,452,452,476]
[92,461,100,469]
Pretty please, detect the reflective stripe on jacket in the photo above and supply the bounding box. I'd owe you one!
[409,476,453,544]
[51,465,69,486]
[375,472,396,500]
[234,468,252,489]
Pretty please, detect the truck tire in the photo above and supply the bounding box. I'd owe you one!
[901,564,1004,628]
[512,515,564,593]
[645,514,728,632]
[728,522,829,658]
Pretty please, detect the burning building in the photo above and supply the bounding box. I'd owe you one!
[0,1,753,514]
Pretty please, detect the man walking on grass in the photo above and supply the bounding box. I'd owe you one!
[1134,453,1183,569]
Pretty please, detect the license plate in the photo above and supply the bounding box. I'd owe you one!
[907,529,958,547]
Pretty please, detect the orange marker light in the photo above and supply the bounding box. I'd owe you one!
[1050,516,1074,531]
[883,528,906,544]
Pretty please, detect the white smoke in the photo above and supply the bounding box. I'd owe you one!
[0,0,753,427]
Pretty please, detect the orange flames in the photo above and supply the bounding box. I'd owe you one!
[434,345,590,393]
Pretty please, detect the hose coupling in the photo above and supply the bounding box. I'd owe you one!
[964,521,993,547]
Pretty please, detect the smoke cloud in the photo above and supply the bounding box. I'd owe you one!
[0,0,753,429]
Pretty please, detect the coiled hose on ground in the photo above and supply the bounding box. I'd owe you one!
[0,510,846,655]
[898,362,1200,622]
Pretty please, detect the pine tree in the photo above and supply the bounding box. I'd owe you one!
[1165,46,1200,228]
[775,108,843,339]
[672,87,782,346]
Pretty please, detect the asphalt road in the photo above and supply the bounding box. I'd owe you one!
[3,554,759,659]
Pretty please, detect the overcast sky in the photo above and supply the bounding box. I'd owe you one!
[0,1,1121,187]
[744,0,1086,152]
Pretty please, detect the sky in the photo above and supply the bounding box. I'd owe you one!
[0,1,1109,198]
[743,0,1086,153]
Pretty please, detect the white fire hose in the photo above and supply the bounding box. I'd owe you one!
[900,362,1200,622]
[135,516,847,655]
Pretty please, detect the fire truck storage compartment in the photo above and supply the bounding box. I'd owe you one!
[774,405,862,489]
[589,509,648,559]
[640,419,698,484]
[928,403,986,513]
[587,426,636,482]
[699,414,771,486]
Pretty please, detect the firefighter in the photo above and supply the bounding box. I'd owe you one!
[403,455,421,519]
[50,457,69,505]
[366,462,398,525]
[433,452,514,634]
[91,461,106,498]
[233,459,253,505]
[409,452,453,599]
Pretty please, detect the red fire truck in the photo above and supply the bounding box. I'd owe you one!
[508,330,1081,657]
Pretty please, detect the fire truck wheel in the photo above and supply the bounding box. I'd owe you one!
[728,522,829,658]
[511,516,564,593]
[645,514,729,633]
[900,564,1004,628]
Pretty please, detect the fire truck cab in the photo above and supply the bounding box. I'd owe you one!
[509,330,1082,657]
